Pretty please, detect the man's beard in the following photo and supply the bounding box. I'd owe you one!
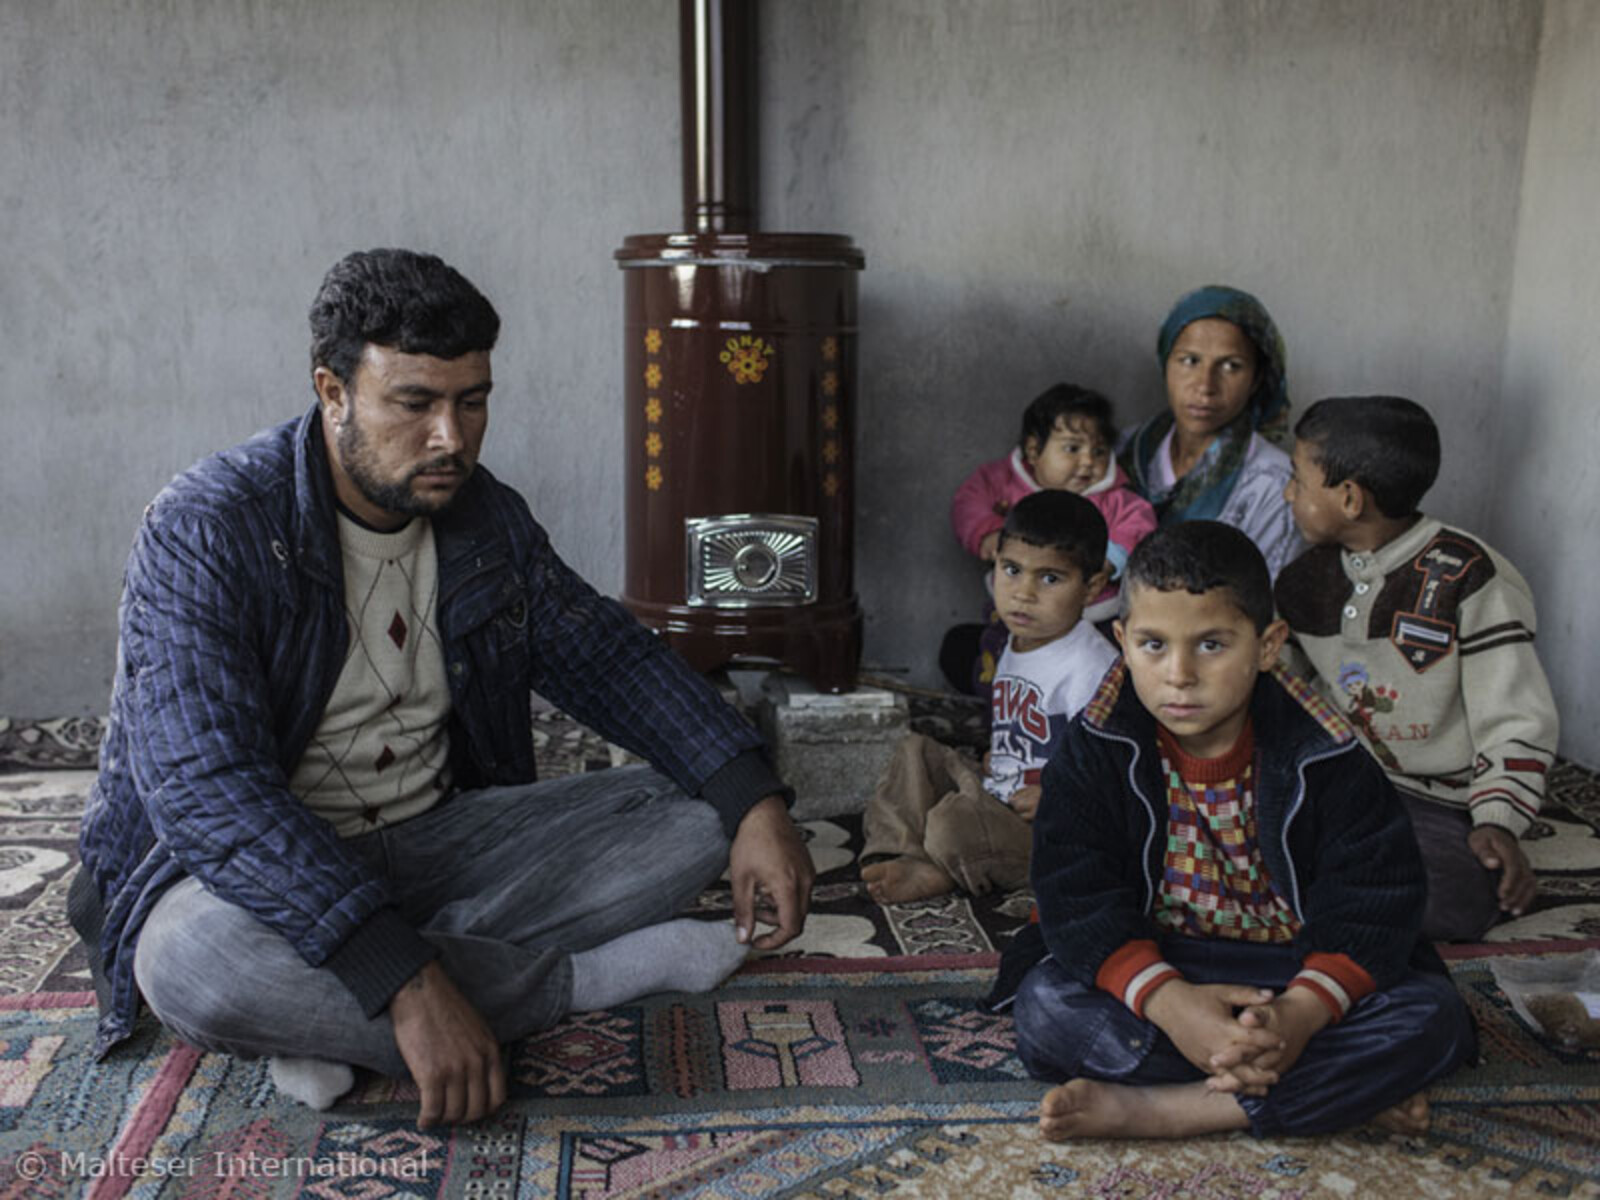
[336,409,468,518]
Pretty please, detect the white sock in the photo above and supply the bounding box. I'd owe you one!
[568,919,749,1012]
[269,1056,354,1110]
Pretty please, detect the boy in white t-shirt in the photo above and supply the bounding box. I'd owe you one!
[863,491,1118,904]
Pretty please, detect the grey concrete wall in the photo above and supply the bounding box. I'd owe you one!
[759,0,1543,686]
[0,0,1559,727]
[1496,0,1600,768]
[1,0,681,713]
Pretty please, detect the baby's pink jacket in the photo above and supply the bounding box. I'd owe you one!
[951,449,1157,618]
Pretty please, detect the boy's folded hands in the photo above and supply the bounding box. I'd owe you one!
[1205,987,1334,1096]
[1144,977,1336,1098]
[1144,979,1281,1091]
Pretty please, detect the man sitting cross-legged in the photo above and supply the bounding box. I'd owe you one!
[69,248,814,1129]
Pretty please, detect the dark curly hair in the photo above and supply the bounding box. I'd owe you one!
[1122,520,1274,633]
[997,490,1109,581]
[1294,396,1440,518]
[309,248,501,385]
[1018,382,1117,453]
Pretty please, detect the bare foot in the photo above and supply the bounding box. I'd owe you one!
[860,857,955,904]
[1372,1093,1430,1135]
[1038,1078,1250,1141]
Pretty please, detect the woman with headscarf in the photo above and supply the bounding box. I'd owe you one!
[1120,285,1303,578]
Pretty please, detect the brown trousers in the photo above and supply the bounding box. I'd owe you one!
[862,733,1033,895]
[1401,792,1504,942]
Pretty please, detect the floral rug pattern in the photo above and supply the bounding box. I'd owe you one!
[3,699,1600,1196]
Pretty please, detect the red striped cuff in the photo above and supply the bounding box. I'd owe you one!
[1096,939,1182,1018]
[1468,785,1539,829]
[1288,952,1375,1022]
[1469,786,1539,818]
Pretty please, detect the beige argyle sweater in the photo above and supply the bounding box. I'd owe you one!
[1274,517,1558,836]
[289,515,453,836]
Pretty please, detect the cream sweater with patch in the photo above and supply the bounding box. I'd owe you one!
[1275,517,1558,836]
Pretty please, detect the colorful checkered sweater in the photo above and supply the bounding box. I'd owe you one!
[1152,722,1301,944]
[1095,710,1375,1024]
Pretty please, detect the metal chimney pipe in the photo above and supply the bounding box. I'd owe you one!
[680,0,757,233]
[617,0,863,692]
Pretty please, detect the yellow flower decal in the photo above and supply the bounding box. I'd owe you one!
[644,363,663,389]
[645,432,662,458]
[821,371,839,397]
[821,336,839,362]
[645,397,662,423]
[821,405,839,431]
[646,466,663,491]
[719,335,774,384]
[823,473,840,497]
[644,328,663,354]
[823,439,841,465]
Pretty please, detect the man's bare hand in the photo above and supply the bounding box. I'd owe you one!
[729,794,815,951]
[389,961,505,1130]
[1468,824,1537,916]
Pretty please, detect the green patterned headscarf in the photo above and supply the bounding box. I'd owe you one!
[1121,285,1291,524]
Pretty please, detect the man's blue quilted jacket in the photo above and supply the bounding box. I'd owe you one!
[72,404,775,1056]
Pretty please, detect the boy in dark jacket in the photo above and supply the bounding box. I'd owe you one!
[1013,521,1475,1141]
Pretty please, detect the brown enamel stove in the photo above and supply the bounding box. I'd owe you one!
[615,2,863,692]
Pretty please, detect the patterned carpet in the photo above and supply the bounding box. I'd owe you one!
[3,707,1600,1196]
[3,953,1600,1198]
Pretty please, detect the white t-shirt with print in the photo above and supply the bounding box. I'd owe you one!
[985,619,1119,804]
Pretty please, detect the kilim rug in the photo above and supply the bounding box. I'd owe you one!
[2,949,1600,1198]
[5,699,1600,1196]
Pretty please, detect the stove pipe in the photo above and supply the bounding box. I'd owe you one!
[616,0,864,693]
[680,0,756,234]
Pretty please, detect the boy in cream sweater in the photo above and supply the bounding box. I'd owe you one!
[1275,395,1559,941]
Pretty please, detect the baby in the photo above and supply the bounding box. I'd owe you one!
[943,383,1156,695]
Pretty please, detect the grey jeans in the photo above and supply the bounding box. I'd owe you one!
[133,766,728,1077]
